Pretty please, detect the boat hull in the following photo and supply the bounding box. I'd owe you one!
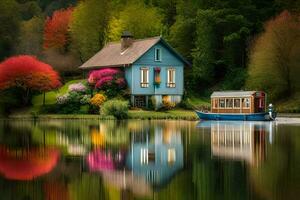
[195,110,275,121]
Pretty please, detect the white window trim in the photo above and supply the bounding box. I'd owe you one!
[233,98,241,108]
[167,68,176,88]
[219,98,225,108]
[140,67,149,88]
[243,98,251,108]
[225,98,233,109]
[155,48,162,61]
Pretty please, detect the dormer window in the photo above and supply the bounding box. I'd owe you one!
[155,48,161,61]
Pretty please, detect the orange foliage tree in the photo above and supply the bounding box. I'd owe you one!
[0,55,61,105]
[43,7,73,50]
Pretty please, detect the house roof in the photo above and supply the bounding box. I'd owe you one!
[79,36,190,69]
[211,91,257,98]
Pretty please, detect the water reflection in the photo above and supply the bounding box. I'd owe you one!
[126,125,184,187]
[0,119,298,200]
[0,146,59,180]
[207,121,272,166]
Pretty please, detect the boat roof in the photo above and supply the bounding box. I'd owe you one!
[211,91,257,98]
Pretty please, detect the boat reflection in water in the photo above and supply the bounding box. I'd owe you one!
[199,121,274,166]
[126,125,184,188]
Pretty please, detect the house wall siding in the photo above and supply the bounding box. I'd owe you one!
[124,66,132,93]
[128,42,185,95]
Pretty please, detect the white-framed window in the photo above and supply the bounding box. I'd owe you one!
[155,48,162,61]
[140,67,149,88]
[167,68,176,88]
[219,98,225,108]
[225,98,233,108]
[243,98,250,108]
[234,99,241,108]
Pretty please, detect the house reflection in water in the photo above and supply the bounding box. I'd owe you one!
[208,121,273,166]
[126,125,184,187]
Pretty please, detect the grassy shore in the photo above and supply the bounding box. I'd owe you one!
[6,109,198,121]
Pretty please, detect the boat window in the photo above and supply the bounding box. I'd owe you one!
[243,98,250,108]
[219,99,225,108]
[226,98,233,108]
[213,99,218,108]
[234,99,241,108]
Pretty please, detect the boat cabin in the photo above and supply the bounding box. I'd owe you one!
[211,91,266,114]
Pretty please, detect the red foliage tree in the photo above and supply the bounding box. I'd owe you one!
[43,7,73,50]
[0,55,61,104]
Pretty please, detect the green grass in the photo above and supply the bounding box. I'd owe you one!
[185,96,210,110]
[7,109,198,121]
[128,109,197,120]
[276,92,300,113]
[30,79,85,112]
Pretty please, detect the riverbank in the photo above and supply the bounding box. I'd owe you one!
[4,111,300,121]
[5,109,198,121]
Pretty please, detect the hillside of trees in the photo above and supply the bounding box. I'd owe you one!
[1,0,300,108]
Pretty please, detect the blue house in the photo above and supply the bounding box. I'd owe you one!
[79,32,190,108]
[126,126,184,187]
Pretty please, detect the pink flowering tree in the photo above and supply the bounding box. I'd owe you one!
[88,68,126,97]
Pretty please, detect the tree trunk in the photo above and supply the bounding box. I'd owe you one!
[43,91,46,106]
[23,88,31,106]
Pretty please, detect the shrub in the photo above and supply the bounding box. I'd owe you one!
[90,93,106,107]
[56,93,69,104]
[179,97,194,110]
[58,102,81,114]
[68,82,87,93]
[80,94,91,105]
[162,96,175,110]
[101,100,128,119]
[88,68,127,98]
[39,104,59,114]
[68,91,82,103]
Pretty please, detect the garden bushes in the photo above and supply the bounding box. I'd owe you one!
[53,82,92,114]
[101,100,128,119]
[162,96,176,110]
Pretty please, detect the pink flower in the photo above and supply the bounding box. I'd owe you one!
[88,68,122,85]
[116,78,126,88]
[68,82,86,92]
[95,76,114,89]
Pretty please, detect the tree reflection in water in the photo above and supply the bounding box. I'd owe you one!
[0,119,298,200]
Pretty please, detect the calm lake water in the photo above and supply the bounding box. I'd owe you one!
[0,119,299,200]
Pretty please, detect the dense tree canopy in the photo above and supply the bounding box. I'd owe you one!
[107,1,164,42]
[246,11,300,101]
[0,0,299,103]
[16,16,44,56]
[69,0,110,61]
[0,0,20,60]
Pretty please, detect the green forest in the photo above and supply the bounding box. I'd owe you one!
[1,0,300,113]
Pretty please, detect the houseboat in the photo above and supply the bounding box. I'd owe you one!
[195,91,276,121]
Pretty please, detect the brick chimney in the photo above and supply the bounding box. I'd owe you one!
[121,31,134,52]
